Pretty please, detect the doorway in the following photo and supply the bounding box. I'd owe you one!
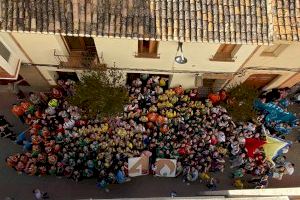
[64,36,97,53]
[198,78,228,98]
[126,73,141,85]
[60,36,98,69]
[56,71,79,82]
[126,73,170,86]
[244,74,279,90]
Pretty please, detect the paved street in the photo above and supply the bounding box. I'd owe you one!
[0,89,299,200]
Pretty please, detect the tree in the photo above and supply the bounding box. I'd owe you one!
[69,69,128,118]
[222,83,260,122]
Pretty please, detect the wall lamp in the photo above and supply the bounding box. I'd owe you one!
[174,42,188,64]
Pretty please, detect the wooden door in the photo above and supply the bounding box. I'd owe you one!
[244,74,279,89]
[64,36,96,52]
[64,36,86,52]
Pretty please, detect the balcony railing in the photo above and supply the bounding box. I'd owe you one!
[54,50,107,70]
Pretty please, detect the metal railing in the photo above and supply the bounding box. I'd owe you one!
[54,49,107,70]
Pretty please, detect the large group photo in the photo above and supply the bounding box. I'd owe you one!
[2,71,299,194]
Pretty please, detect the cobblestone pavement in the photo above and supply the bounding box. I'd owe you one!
[0,90,299,200]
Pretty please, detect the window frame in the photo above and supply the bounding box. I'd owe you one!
[260,44,288,57]
[209,44,241,62]
[135,40,160,59]
[0,38,20,79]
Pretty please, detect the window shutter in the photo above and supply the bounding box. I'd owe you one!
[211,44,240,61]
[136,40,159,58]
[138,40,144,53]
[149,41,158,54]
[216,44,226,54]
[223,44,236,53]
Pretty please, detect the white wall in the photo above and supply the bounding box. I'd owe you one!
[227,69,296,90]
[0,33,31,77]
[0,32,30,62]
[0,55,19,76]
[3,33,265,88]
[94,38,257,73]
[11,33,68,65]
[244,43,300,69]
[169,73,197,88]
[228,42,300,90]
[37,67,59,86]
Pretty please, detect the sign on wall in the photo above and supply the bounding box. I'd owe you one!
[155,159,177,177]
[128,157,149,177]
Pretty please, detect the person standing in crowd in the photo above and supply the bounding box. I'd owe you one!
[11,104,25,123]
[5,76,298,190]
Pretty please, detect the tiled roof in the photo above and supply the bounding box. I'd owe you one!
[272,0,300,41]
[0,0,297,44]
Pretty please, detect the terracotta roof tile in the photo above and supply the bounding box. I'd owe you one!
[0,0,296,44]
[272,0,300,41]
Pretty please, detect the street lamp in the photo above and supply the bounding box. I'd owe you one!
[174,42,187,64]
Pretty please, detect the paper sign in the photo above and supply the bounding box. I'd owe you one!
[155,159,177,177]
[128,157,149,177]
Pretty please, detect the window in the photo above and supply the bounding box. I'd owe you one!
[135,40,159,58]
[260,44,288,57]
[0,41,11,62]
[210,44,241,62]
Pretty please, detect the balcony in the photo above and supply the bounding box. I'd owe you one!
[0,54,21,80]
[54,50,107,70]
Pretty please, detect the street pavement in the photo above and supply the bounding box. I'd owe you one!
[0,89,299,200]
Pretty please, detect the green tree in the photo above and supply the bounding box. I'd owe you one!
[222,83,260,122]
[69,69,128,118]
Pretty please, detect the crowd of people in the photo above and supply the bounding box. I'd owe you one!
[255,88,298,136]
[4,74,298,191]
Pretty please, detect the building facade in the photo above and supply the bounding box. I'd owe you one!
[0,0,299,92]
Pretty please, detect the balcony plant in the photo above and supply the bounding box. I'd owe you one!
[69,69,128,118]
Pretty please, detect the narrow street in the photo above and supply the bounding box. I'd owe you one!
[0,89,299,200]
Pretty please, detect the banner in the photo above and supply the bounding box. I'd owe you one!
[155,159,177,177]
[128,157,149,177]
